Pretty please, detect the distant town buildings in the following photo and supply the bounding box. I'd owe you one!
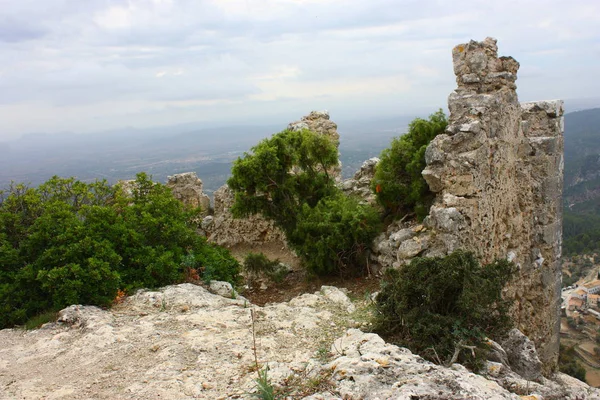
[564,275,600,320]
[584,280,600,294]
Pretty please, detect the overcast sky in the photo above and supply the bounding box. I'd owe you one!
[0,0,599,139]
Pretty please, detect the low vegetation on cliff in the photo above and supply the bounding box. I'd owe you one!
[228,128,381,276]
[374,250,516,370]
[372,109,447,220]
[1,110,520,380]
[228,111,447,277]
[0,173,239,329]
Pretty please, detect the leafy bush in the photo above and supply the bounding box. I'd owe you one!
[228,128,339,237]
[291,194,382,276]
[24,311,58,330]
[195,244,241,285]
[229,128,380,277]
[372,110,447,219]
[244,252,280,278]
[374,250,515,369]
[0,173,240,329]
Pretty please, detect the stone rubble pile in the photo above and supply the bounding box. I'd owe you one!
[201,184,288,247]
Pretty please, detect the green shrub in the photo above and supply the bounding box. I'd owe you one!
[24,311,59,330]
[244,252,279,278]
[229,128,381,277]
[291,194,381,276]
[0,173,240,329]
[374,250,515,370]
[196,243,241,285]
[372,110,447,219]
[228,128,339,238]
[111,173,205,290]
[266,265,289,283]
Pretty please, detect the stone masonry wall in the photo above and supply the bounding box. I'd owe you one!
[421,38,564,373]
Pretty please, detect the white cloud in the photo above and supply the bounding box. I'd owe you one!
[94,6,134,30]
[0,0,598,138]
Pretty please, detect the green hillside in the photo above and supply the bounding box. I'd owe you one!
[563,108,600,255]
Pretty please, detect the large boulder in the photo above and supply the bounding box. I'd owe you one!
[1,284,597,399]
[501,329,544,383]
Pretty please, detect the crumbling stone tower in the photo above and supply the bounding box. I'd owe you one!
[422,38,564,372]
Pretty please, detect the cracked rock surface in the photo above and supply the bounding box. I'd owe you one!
[1,283,598,399]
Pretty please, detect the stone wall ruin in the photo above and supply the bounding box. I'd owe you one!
[173,38,563,373]
[373,37,563,373]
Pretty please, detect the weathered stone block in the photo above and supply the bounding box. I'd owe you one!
[396,235,430,260]
[501,329,543,383]
[422,168,444,192]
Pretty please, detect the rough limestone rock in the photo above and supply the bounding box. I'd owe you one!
[0,284,353,399]
[203,183,288,247]
[373,37,564,372]
[116,179,138,197]
[166,172,211,214]
[340,157,379,204]
[372,221,432,268]
[483,361,599,400]
[501,328,544,383]
[208,280,239,299]
[288,110,340,146]
[1,284,595,399]
[117,173,211,216]
[311,329,599,400]
[323,329,520,400]
[487,338,511,368]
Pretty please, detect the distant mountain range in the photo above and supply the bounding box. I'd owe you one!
[3,106,600,207]
[0,115,413,196]
[564,108,600,211]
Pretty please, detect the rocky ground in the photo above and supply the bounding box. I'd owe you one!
[1,283,599,399]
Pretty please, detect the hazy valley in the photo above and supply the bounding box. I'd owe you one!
[0,115,415,199]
